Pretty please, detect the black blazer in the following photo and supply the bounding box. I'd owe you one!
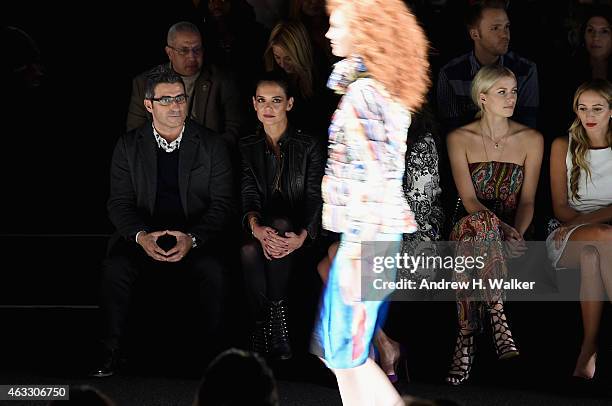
[107,120,234,250]
[239,127,325,240]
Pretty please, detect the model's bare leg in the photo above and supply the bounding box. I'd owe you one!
[333,358,403,406]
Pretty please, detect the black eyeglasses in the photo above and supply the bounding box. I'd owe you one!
[149,94,188,106]
[167,45,203,56]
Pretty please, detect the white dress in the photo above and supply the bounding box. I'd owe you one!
[546,135,612,268]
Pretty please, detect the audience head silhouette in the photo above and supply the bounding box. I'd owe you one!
[0,25,45,90]
[194,348,279,406]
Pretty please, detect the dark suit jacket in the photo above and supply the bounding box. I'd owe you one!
[107,120,234,251]
[126,63,244,147]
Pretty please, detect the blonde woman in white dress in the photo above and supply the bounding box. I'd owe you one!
[547,79,612,380]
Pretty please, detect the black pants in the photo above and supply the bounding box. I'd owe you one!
[240,216,297,323]
[99,241,228,358]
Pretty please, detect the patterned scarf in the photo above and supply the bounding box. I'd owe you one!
[327,55,370,95]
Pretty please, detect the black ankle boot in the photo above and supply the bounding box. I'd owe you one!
[268,300,292,360]
[251,320,270,356]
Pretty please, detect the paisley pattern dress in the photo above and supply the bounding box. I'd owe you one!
[450,161,524,331]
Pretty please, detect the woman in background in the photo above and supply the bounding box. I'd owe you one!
[263,20,333,136]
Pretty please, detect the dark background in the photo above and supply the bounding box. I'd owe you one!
[1,2,186,236]
[0,3,611,403]
[0,0,581,236]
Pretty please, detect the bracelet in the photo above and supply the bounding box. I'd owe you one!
[188,233,198,249]
[135,230,146,245]
[250,218,258,237]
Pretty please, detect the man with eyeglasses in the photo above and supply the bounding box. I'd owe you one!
[126,21,243,147]
[91,65,234,377]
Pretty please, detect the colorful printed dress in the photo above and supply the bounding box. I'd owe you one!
[450,161,524,331]
[311,56,418,369]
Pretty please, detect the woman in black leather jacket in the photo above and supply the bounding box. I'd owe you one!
[240,71,325,360]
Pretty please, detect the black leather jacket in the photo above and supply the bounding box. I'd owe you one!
[239,126,325,240]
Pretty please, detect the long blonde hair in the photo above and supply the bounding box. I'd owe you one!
[470,64,516,119]
[568,79,612,201]
[263,21,314,99]
[326,0,430,111]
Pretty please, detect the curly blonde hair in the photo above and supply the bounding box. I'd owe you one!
[568,79,612,201]
[326,0,430,111]
[264,21,315,99]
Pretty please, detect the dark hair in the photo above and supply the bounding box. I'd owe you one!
[581,5,612,41]
[465,0,509,29]
[203,0,257,23]
[1,26,41,72]
[406,104,440,147]
[254,70,293,98]
[144,65,185,99]
[1,25,45,90]
[570,5,612,78]
[194,348,279,406]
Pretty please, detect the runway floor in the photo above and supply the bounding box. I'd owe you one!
[1,306,611,405]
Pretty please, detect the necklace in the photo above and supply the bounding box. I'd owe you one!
[480,121,510,160]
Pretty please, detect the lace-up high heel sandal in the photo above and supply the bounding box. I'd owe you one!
[446,330,475,386]
[488,300,519,360]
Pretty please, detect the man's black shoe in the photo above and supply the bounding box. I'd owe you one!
[89,346,119,378]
